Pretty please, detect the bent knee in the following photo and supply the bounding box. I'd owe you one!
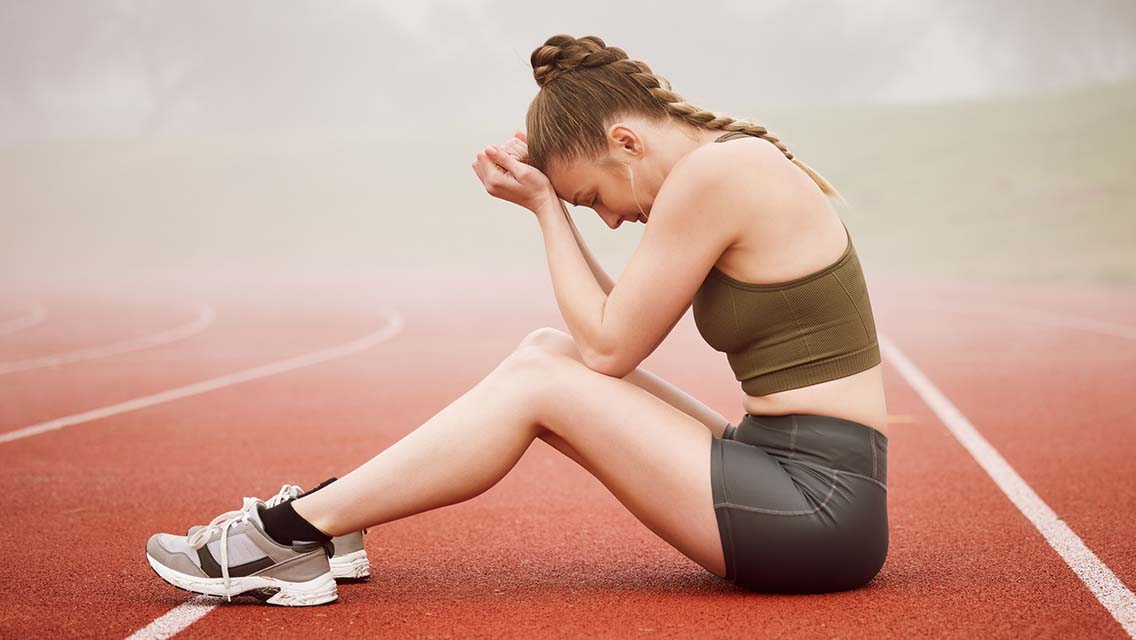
[502,341,572,373]
[495,343,581,398]
[516,327,583,361]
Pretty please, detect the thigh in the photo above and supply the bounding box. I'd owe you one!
[512,346,728,579]
[519,327,733,436]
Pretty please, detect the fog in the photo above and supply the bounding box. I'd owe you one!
[1,0,1134,291]
[3,0,1134,141]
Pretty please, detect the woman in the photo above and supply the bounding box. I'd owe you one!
[145,34,888,605]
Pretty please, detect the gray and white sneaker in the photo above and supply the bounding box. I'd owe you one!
[186,483,371,581]
[146,495,338,606]
[327,526,371,581]
[185,486,372,582]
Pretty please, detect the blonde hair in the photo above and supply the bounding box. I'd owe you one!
[525,34,846,203]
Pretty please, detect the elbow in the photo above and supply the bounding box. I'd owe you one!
[581,343,635,378]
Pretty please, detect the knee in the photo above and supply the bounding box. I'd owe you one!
[515,327,583,361]
[498,333,582,384]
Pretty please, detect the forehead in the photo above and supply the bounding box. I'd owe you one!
[547,157,603,203]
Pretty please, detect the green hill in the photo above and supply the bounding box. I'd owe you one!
[769,81,1136,284]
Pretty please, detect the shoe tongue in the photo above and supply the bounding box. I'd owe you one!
[249,501,268,529]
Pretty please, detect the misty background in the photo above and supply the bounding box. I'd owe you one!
[2,0,1135,293]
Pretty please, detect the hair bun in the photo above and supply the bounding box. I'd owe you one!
[530,34,627,88]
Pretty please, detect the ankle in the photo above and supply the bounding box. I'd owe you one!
[259,499,333,546]
[291,496,340,537]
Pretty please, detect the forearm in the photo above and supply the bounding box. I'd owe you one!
[535,200,609,365]
[559,199,616,295]
[623,367,732,435]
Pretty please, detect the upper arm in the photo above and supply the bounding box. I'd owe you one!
[588,147,749,377]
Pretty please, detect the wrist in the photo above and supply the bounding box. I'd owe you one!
[532,192,563,222]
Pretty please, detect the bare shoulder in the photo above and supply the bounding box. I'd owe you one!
[675,134,850,282]
[656,135,811,235]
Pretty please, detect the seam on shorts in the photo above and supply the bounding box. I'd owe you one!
[789,415,798,460]
[715,438,738,581]
[871,430,878,481]
[786,457,888,492]
[714,467,840,516]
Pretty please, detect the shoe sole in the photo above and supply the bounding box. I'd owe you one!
[146,553,338,606]
[329,549,371,580]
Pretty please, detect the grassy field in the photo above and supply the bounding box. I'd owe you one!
[778,80,1136,285]
[2,80,1132,288]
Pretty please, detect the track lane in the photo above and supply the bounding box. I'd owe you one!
[0,296,386,434]
[0,296,409,638]
[2,281,1131,639]
[0,301,47,337]
[0,301,214,376]
[174,284,1129,639]
[874,283,1136,596]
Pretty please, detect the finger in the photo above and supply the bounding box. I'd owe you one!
[485,145,520,174]
[471,149,499,182]
[477,147,504,170]
[515,130,527,143]
[487,144,516,163]
[501,139,527,160]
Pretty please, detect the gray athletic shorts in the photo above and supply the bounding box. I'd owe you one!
[710,413,889,593]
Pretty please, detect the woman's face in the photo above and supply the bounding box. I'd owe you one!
[547,132,655,229]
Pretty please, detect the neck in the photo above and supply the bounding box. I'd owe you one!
[653,125,730,175]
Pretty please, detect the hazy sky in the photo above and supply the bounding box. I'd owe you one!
[1,0,1134,142]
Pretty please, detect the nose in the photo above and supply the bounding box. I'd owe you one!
[600,210,621,229]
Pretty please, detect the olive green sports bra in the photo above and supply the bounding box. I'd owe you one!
[690,131,881,396]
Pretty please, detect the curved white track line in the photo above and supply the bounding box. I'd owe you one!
[117,312,404,639]
[881,333,1136,638]
[124,596,214,640]
[0,302,216,376]
[0,302,46,337]
[0,312,404,445]
[913,299,1136,341]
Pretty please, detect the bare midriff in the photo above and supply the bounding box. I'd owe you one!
[739,365,889,439]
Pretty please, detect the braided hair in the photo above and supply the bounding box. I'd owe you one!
[525,34,845,203]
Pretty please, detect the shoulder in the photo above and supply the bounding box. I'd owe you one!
[654,135,798,231]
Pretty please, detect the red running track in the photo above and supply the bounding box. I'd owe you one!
[0,277,1132,639]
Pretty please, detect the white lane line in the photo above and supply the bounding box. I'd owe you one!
[0,312,405,445]
[914,300,1136,341]
[124,596,215,640]
[880,333,1136,638]
[118,312,404,639]
[0,302,216,375]
[0,302,46,337]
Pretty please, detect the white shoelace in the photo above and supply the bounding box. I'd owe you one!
[263,483,304,508]
[185,484,304,601]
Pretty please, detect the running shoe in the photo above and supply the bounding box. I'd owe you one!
[187,483,372,581]
[146,495,338,606]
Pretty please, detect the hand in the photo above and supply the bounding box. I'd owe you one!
[495,130,530,163]
[472,130,557,214]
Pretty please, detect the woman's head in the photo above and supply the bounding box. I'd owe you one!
[524,34,845,227]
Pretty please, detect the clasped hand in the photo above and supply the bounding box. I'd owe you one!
[471,130,558,215]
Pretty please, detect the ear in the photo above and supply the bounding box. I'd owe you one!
[606,122,643,159]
